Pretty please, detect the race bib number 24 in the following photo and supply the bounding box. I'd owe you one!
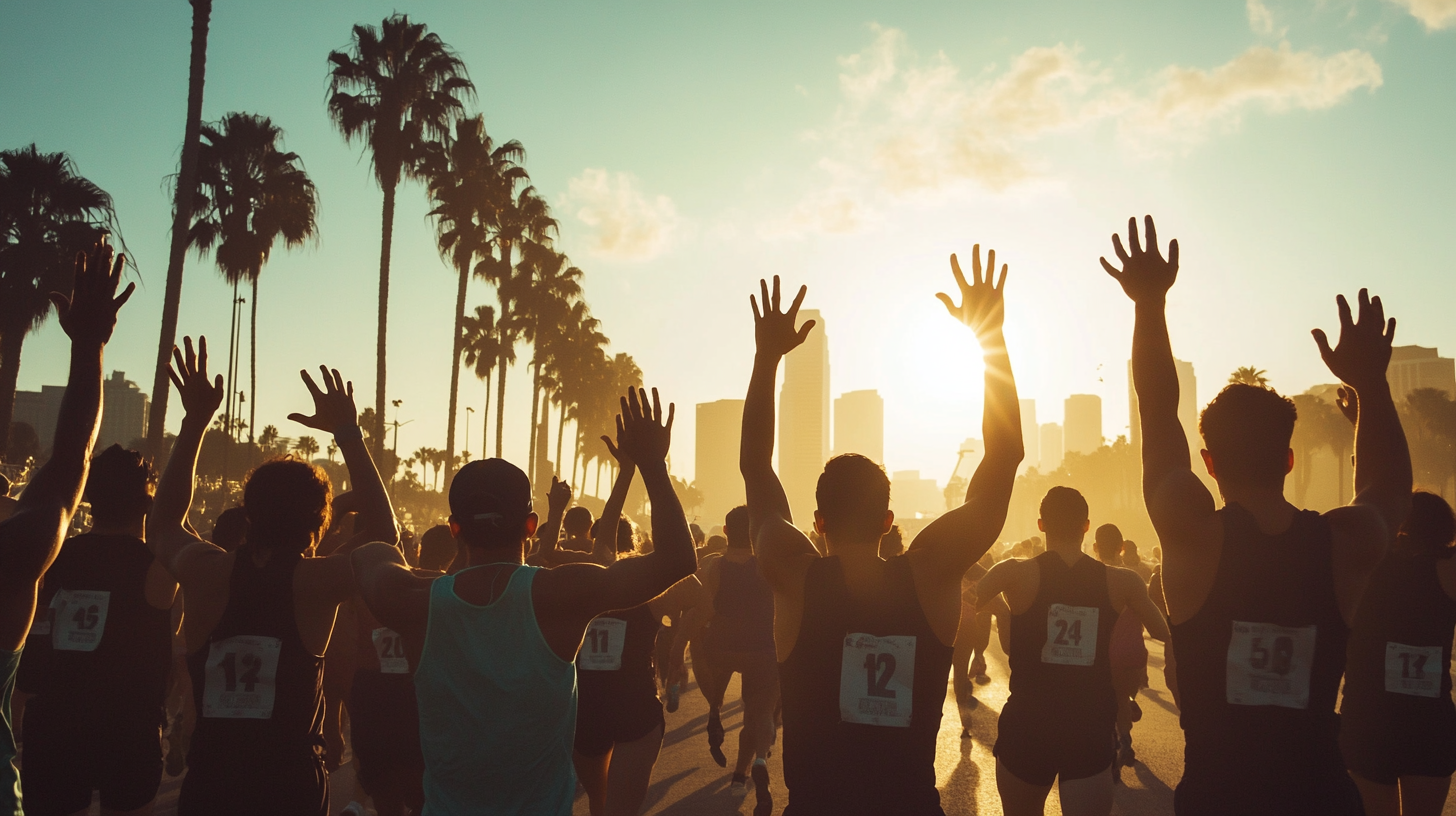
[202,635,282,719]
[1042,604,1098,666]
[839,633,916,728]
[1226,621,1316,709]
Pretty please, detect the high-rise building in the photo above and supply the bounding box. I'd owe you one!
[1387,346,1456,400]
[1039,423,1063,473]
[833,389,883,464]
[1019,399,1039,474]
[779,309,829,522]
[890,470,942,518]
[1130,358,1198,449]
[99,371,149,451]
[12,385,66,453]
[695,399,745,525]
[1064,394,1103,456]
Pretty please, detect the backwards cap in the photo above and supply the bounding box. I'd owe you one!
[449,459,533,535]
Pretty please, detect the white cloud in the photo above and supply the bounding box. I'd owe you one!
[558,169,680,261]
[1387,0,1456,30]
[1247,0,1279,36]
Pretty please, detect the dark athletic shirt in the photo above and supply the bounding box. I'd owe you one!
[1003,552,1116,719]
[707,553,776,653]
[1170,505,1354,814]
[779,555,953,816]
[577,602,660,705]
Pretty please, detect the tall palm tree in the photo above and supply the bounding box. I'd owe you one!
[327,14,474,447]
[514,242,583,483]
[148,0,214,459]
[188,112,319,445]
[545,300,605,479]
[0,145,121,462]
[294,435,320,460]
[426,115,524,473]
[461,304,504,461]
[1229,366,1270,388]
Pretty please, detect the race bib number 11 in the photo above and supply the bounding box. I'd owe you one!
[1385,642,1442,698]
[202,635,282,719]
[579,617,628,671]
[839,633,916,728]
[1226,621,1316,709]
[50,589,110,652]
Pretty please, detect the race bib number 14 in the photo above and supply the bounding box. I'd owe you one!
[1385,642,1442,698]
[50,589,110,652]
[202,635,282,719]
[839,633,916,728]
[1226,621,1316,709]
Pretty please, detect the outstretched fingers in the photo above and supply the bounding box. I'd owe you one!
[1312,328,1334,359]
[1128,217,1142,255]
[996,264,1008,292]
[787,284,808,321]
[1144,215,1158,254]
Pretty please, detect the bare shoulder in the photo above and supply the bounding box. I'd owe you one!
[1148,469,1217,535]
[1323,504,1387,544]
[176,542,230,585]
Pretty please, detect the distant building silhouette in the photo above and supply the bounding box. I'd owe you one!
[100,371,149,451]
[1064,394,1103,456]
[951,437,983,483]
[12,385,65,453]
[833,389,883,464]
[779,309,828,522]
[696,399,745,525]
[891,470,941,518]
[1039,423,1063,473]
[1019,399,1039,475]
[1387,345,1455,400]
[1130,358,1198,451]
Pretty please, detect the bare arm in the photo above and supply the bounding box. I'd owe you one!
[148,337,224,576]
[530,477,570,565]
[351,541,431,641]
[1117,568,1171,643]
[591,445,636,566]
[974,559,1017,611]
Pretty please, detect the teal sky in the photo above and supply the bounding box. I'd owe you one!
[2,0,1453,492]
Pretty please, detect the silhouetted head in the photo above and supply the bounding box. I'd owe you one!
[1038,487,1089,546]
[564,506,593,538]
[1399,491,1456,559]
[211,507,248,552]
[814,454,893,547]
[84,445,154,529]
[703,534,727,555]
[1199,384,1297,490]
[420,524,456,571]
[1093,522,1124,564]
[448,459,537,553]
[1123,540,1143,565]
[725,505,751,549]
[879,524,905,559]
[691,523,706,548]
[243,457,332,555]
[616,516,638,554]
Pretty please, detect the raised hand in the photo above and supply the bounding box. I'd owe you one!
[1336,386,1359,427]
[601,427,636,473]
[751,276,815,358]
[1100,216,1179,304]
[50,236,135,346]
[616,387,674,468]
[936,244,1007,343]
[167,336,224,421]
[1312,289,1396,391]
[286,366,360,436]
[547,476,572,517]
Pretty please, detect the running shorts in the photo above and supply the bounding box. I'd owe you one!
[574,689,664,757]
[993,696,1115,786]
[19,702,164,815]
[349,668,424,792]
[1340,704,1456,785]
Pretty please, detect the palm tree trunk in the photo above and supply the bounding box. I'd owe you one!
[249,277,257,444]
[555,397,566,478]
[0,324,26,463]
[146,0,212,461]
[495,350,508,459]
[225,279,238,436]
[572,429,581,487]
[374,179,397,454]
[483,369,492,459]
[445,257,468,477]
[527,360,542,483]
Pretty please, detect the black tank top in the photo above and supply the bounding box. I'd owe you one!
[779,555,953,816]
[1170,505,1349,800]
[576,602,659,704]
[707,553,775,653]
[1342,547,1456,724]
[1004,552,1116,717]
[185,546,326,773]
[34,534,173,719]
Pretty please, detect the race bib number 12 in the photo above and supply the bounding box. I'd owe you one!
[373,627,409,674]
[1226,621,1316,709]
[579,617,628,671]
[202,635,282,719]
[1385,642,1442,698]
[839,633,916,728]
[1042,604,1098,666]
[50,589,110,652]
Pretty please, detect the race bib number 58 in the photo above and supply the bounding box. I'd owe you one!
[840,633,916,728]
[50,589,110,652]
[1385,642,1442,698]
[202,635,282,719]
[1226,621,1316,709]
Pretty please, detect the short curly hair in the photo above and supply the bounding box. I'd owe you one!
[243,457,332,554]
[1199,384,1298,485]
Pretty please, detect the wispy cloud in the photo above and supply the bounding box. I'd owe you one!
[558,169,680,261]
[1247,0,1281,36]
[1386,0,1456,30]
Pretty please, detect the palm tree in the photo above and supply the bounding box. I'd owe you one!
[0,145,121,462]
[294,435,320,460]
[546,300,605,479]
[1229,366,1270,388]
[188,112,318,445]
[413,446,435,487]
[327,14,474,447]
[147,0,214,459]
[513,242,583,483]
[461,304,505,461]
[259,424,280,453]
[426,115,525,474]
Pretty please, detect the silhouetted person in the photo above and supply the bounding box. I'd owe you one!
[1093,523,1154,769]
[211,507,247,553]
[418,524,456,572]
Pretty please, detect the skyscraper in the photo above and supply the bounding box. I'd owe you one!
[1064,394,1103,456]
[1039,423,1063,473]
[99,371,149,451]
[779,309,829,523]
[696,399,745,525]
[1387,345,1455,400]
[1129,358,1199,450]
[1019,399,1039,475]
[833,389,883,464]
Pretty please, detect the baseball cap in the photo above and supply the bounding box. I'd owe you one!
[449,459,533,535]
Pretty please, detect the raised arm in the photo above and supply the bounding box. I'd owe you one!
[148,336,225,576]
[910,246,1023,576]
[590,435,637,565]
[528,477,570,566]
[351,541,432,639]
[1115,568,1171,643]
[1102,216,1214,534]
[973,559,1017,611]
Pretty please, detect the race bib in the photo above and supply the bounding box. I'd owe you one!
[1042,604,1099,666]
[1226,621,1316,709]
[839,633,916,728]
[50,589,110,652]
[372,627,409,674]
[202,635,282,719]
[579,617,627,671]
[1385,642,1443,698]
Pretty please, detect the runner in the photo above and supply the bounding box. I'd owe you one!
[21,445,178,816]
[1106,214,1412,815]
[418,524,457,572]
[149,339,398,816]
[350,386,696,815]
[978,488,1169,815]
[675,505,780,814]
[0,239,132,816]
[952,553,1009,738]
[1341,490,1456,816]
[1092,523,1152,770]
[742,252,1022,815]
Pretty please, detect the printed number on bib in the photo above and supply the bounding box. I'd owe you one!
[1042,604,1099,666]
[839,633,916,728]
[373,627,409,674]
[1226,621,1316,709]
[580,617,627,671]
[1385,642,1442,698]
[202,635,282,719]
[49,589,110,652]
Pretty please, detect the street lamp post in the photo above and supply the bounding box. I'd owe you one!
[465,407,475,464]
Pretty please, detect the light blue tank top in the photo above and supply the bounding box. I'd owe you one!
[2,647,21,816]
[415,564,577,816]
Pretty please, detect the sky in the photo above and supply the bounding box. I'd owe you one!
[2,0,1454,491]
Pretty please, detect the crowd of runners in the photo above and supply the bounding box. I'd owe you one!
[0,215,1452,816]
